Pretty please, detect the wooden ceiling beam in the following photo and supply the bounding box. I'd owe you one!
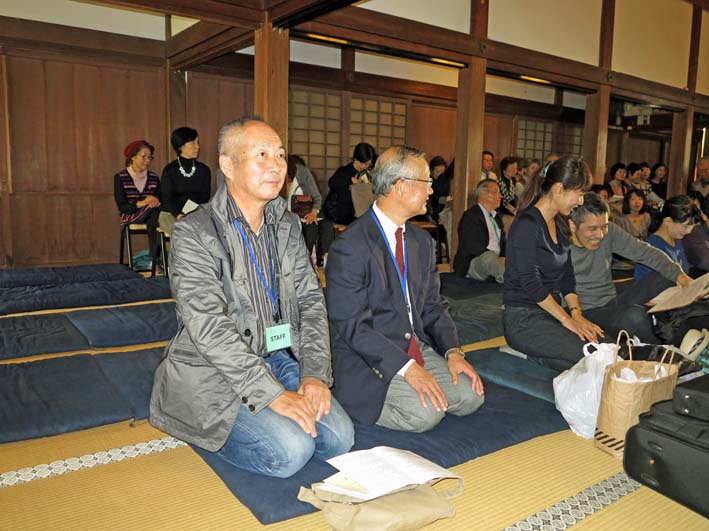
[301,6,709,114]
[97,0,263,29]
[170,26,253,70]
[268,0,357,27]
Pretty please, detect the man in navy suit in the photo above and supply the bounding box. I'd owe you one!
[326,146,485,432]
[453,179,506,282]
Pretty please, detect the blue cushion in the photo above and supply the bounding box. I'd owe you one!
[468,347,558,403]
[66,303,177,348]
[0,264,141,288]
[95,349,163,419]
[0,277,171,315]
[446,292,504,344]
[0,355,133,443]
[193,381,568,525]
[439,272,503,300]
[0,313,90,361]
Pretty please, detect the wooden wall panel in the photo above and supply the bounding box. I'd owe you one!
[185,72,253,191]
[7,56,48,194]
[407,103,456,162]
[483,114,515,166]
[3,52,167,267]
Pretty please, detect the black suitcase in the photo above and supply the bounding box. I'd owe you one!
[624,400,709,518]
[673,374,709,421]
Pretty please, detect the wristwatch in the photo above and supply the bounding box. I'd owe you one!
[444,347,466,360]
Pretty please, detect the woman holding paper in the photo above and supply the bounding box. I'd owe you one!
[159,127,212,235]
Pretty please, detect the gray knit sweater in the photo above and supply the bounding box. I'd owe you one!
[571,223,682,309]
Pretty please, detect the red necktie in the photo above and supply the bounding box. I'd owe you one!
[395,228,424,366]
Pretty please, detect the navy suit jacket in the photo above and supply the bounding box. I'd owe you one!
[453,204,506,277]
[326,209,460,424]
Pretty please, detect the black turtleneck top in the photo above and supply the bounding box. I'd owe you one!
[160,156,212,217]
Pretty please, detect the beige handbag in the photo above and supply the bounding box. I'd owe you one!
[297,478,462,531]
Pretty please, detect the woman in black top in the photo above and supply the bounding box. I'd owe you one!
[159,127,211,235]
[503,156,604,371]
[322,142,376,225]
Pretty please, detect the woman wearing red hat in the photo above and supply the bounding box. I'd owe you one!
[113,140,162,265]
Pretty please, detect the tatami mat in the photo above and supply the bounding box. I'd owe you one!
[3,424,704,531]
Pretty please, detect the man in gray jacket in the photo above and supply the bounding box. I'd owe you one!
[569,192,691,342]
[150,117,354,478]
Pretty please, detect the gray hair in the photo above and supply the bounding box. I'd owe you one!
[570,191,609,226]
[372,145,427,198]
[475,178,499,200]
[217,115,265,158]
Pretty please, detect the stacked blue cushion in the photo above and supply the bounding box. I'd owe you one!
[0,264,140,288]
[0,277,171,315]
[66,303,177,348]
[0,313,90,360]
[0,348,162,444]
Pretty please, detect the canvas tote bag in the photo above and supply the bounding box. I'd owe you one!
[595,332,679,459]
[297,478,462,531]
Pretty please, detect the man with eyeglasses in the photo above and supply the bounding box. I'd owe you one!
[453,179,506,283]
[326,145,485,433]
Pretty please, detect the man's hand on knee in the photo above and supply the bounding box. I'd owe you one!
[268,390,318,437]
[298,377,331,422]
[447,352,485,396]
[404,363,448,412]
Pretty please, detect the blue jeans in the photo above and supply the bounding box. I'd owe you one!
[216,351,354,478]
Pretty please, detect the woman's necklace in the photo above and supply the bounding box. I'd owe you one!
[178,157,196,178]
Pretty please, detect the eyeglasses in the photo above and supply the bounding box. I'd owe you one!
[400,177,433,186]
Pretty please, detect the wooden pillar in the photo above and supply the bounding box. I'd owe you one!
[254,23,289,146]
[599,0,615,69]
[582,85,610,183]
[668,106,695,197]
[451,57,486,255]
[0,54,13,268]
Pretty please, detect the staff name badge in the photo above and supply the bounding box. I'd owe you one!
[266,323,291,352]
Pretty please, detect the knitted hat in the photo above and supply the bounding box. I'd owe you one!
[124,139,150,166]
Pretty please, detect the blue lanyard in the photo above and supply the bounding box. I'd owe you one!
[370,210,409,309]
[232,219,279,321]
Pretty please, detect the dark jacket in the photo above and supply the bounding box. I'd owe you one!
[323,163,357,224]
[150,184,332,451]
[326,209,459,424]
[453,204,506,276]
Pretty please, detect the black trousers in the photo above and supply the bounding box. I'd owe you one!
[584,271,674,344]
[302,219,335,262]
[503,305,611,372]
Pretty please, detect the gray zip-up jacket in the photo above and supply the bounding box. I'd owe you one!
[150,184,332,451]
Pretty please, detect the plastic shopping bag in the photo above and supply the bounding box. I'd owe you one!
[553,333,626,438]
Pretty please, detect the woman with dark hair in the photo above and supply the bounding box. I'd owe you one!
[114,139,161,262]
[614,189,651,239]
[323,142,376,225]
[607,162,628,198]
[287,154,334,267]
[635,195,703,280]
[503,156,604,371]
[159,127,211,235]
[498,156,518,215]
[649,163,668,200]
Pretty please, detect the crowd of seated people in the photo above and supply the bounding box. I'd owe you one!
[105,116,709,482]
